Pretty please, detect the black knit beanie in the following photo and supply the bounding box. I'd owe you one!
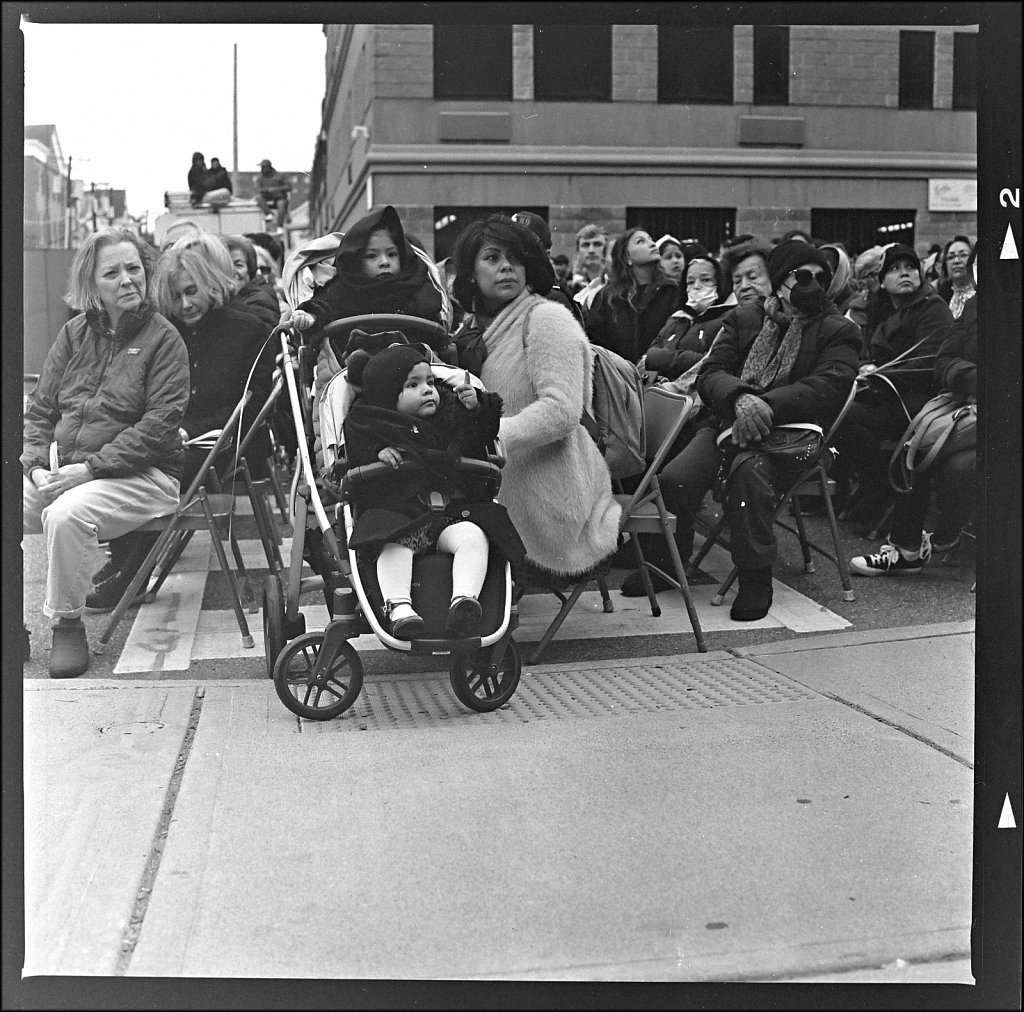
[768,239,832,292]
[879,243,921,278]
[359,344,431,410]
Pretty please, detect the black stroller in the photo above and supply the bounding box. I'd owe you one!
[263,313,522,721]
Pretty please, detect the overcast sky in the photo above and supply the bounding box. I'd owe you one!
[22,17,326,225]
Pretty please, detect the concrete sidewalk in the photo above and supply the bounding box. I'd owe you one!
[21,621,976,983]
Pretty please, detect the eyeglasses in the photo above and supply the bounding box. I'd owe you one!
[787,268,825,285]
[945,252,970,261]
[257,266,274,276]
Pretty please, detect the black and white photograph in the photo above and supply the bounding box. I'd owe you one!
[4,1,1020,1007]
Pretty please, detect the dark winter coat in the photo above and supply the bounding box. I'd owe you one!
[643,300,736,380]
[935,295,977,400]
[234,279,282,331]
[866,281,953,416]
[172,303,275,441]
[22,306,189,481]
[343,388,525,562]
[298,205,447,358]
[584,275,678,364]
[697,302,861,430]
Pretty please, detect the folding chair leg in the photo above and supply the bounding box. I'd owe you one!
[688,512,725,577]
[199,489,255,648]
[267,456,290,523]
[251,479,284,571]
[789,498,816,573]
[868,500,895,541]
[660,520,708,653]
[819,473,855,602]
[528,580,590,665]
[145,529,194,603]
[95,526,176,654]
[629,535,662,618]
[597,575,614,614]
[711,567,738,607]
[226,524,258,613]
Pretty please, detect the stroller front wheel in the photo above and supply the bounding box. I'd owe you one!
[449,638,522,713]
[273,632,364,720]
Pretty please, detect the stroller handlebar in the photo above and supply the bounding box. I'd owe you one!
[324,314,450,344]
[341,455,503,491]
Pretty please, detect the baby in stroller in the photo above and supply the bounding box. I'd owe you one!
[342,343,526,640]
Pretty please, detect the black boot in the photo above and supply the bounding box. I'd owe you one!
[730,567,773,621]
[86,531,160,612]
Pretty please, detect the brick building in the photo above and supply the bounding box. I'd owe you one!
[308,22,978,263]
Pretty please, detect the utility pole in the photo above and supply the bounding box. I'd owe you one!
[232,43,239,196]
[91,181,98,233]
[64,156,73,248]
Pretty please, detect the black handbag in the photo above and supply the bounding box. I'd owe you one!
[713,423,824,500]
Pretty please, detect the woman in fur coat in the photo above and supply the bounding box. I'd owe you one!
[451,215,621,583]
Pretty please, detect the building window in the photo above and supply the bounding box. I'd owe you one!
[533,25,611,101]
[753,26,789,105]
[657,26,734,104]
[952,32,977,111]
[810,208,916,256]
[899,31,934,109]
[433,205,548,263]
[626,207,737,256]
[434,25,512,100]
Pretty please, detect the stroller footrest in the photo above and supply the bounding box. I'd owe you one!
[407,637,481,656]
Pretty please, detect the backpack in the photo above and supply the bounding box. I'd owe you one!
[583,345,646,480]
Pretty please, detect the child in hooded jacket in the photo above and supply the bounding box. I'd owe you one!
[285,205,452,362]
[342,344,524,640]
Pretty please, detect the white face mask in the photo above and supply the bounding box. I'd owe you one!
[687,284,718,312]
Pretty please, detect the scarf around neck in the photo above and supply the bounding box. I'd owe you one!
[739,295,804,393]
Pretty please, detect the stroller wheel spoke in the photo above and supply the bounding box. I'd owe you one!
[273,632,364,721]
[449,640,522,713]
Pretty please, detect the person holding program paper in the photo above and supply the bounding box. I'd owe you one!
[22,228,189,674]
[152,242,276,489]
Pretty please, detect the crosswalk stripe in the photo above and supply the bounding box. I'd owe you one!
[111,533,850,673]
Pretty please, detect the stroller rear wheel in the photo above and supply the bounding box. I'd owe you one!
[273,632,364,720]
[449,638,522,713]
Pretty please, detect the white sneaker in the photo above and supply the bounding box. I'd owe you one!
[850,542,924,577]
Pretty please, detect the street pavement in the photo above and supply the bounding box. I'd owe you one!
[16,484,996,996]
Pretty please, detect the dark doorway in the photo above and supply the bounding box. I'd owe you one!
[810,209,916,256]
[626,207,737,255]
[433,205,548,263]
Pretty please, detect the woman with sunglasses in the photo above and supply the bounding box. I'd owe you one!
[620,240,860,621]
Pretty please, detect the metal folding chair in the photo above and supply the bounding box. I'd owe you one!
[527,385,708,663]
[688,380,859,607]
[94,394,261,655]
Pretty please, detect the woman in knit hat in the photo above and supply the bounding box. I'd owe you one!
[830,242,955,526]
[620,239,861,620]
[342,343,524,639]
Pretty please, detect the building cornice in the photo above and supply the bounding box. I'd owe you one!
[364,144,976,177]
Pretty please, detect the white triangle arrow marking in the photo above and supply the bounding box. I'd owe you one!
[1000,223,1019,260]
[998,793,1017,829]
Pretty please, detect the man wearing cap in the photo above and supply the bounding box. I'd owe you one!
[255,158,291,229]
[511,211,585,327]
[830,242,954,524]
[630,239,861,620]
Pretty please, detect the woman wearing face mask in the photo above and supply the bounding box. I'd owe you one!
[830,243,954,525]
[585,227,677,364]
[619,241,861,617]
[640,251,736,383]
